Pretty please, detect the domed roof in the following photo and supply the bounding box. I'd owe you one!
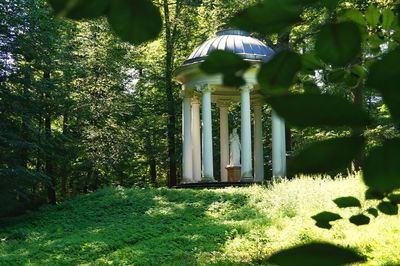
[182,29,274,66]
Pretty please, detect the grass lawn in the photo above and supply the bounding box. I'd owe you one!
[0,174,399,265]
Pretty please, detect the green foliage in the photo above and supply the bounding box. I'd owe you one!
[48,0,108,19]
[363,139,400,194]
[289,137,365,175]
[1,175,399,265]
[333,196,362,208]
[349,214,370,226]
[258,50,302,95]
[230,0,304,35]
[107,0,162,45]
[266,94,370,127]
[48,0,162,45]
[315,22,361,67]
[367,49,400,122]
[200,50,250,87]
[267,242,365,266]
[377,201,399,215]
[311,211,342,229]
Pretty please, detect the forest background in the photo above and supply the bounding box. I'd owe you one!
[1,0,399,218]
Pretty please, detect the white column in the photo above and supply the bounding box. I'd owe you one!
[240,85,253,181]
[201,86,214,181]
[272,109,287,179]
[182,94,193,183]
[219,103,229,182]
[253,103,264,182]
[192,96,201,182]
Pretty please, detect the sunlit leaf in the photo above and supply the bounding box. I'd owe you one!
[267,242,365,266]
[367,49,400,122]
[312,211,341,229]
[388,194,400,204]
[382,9,395,30]
[107,0,162,45]
[365,5,380,27]
[363,139,400,193]
[349,214,370,226]
[258,50,302,95]
[266,94,371,127]
[378,201,399,215]
[367,207,379,218]
[333,196,362,208]
[316,22,361,67]
[230,0,304,35]
[289,137,365,175]
[200,50,250,87]
[48,0,109,19]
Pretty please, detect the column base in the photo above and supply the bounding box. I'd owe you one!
[180,178,194,184]
[241,176,254,183]
[201,176,216,182]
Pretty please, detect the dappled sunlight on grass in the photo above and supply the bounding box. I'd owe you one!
[0,174,399,265]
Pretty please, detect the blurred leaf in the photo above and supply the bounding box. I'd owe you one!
[312,211,341,229]
[365,5,380,27]
[362,139,400,193]
[349,214,370,226]
[367,49,400,122]
[200,50,250,87]
[289,137,365,175]
[258,50,302,95]
[321,0,340,10]
[302,52,324,71]
[378,201,399,215]
[327,69,346,83]
[382,9,395,30]
[338,9,366,28]
[316,22,361,67]
[266,94,371,127]
[365,188,384,200]
[48,0,109,19]
[351,65,366,79]
[333,196,362,208]
[302,81,320,94]
[267,242,365,266]
[388,194,400,204]
[107,0,162,45]
[230,0,305,35]
[367,207,379,218]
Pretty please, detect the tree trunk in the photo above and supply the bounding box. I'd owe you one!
[45,115,56,204]
[44,71,56,205]
[351,83,363,171]
[60,114,69,197]
[149,157,157,184]
[163,0,177,187]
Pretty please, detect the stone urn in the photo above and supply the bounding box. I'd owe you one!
[225,165,241,182]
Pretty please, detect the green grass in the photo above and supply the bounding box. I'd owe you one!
[1,174,399,265]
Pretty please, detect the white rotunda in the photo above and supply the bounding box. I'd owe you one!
[174,29,287,184]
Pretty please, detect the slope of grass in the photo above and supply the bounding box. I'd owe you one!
[0,174,399,265]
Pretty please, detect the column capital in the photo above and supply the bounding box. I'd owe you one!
[217,99,232,108]
[180,89,193,99]
[240,84,254,92]
[196,83,215,93]
[192,95,200,105]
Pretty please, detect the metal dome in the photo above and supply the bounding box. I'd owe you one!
[182,29,274,66]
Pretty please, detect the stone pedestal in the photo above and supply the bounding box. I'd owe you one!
[226,165,241,182]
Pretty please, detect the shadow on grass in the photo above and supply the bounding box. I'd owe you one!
[0,187,262,265]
